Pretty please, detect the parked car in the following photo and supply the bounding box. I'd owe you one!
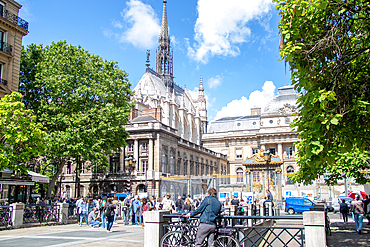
[332,197,353,213]
[285,197,315,214]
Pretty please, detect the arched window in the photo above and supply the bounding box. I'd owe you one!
[287,166,294,185]
[236,168,244,183]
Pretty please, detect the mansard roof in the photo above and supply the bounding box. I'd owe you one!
[264,85,298,113]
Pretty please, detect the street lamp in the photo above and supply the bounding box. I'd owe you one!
[264,150,272,190]
[125,156,136,194]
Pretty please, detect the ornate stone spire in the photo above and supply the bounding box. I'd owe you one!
[156,0,174,91]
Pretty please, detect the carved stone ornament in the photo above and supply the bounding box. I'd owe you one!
[278,103,297,116]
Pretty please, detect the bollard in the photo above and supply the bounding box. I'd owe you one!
[11,203,25,227]
[57,203,69,224]
[266,202,273,216]
[303,211,326,247]
[144,210,170,247]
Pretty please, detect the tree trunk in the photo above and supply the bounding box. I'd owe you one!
[46,158,66,199]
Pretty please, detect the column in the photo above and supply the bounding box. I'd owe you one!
[134,139,139,161]
[144,210,171,247]
[148,138,154,179]
[278,143,283,158]
[303,211,326,247]
[11,203,24,227]
[261,144,265,151]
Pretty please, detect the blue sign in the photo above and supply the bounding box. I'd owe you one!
[245,196,253,204]
[286,191,292,197]
[219,193,229,199]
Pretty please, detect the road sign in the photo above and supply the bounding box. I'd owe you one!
[245,196,253,204]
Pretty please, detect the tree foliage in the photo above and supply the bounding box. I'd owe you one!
[274,0,370,184]
[0,93,46,172]
[20,41,134,197]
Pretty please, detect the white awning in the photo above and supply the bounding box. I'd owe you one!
[27,171,50,184]
[0,180,35,186]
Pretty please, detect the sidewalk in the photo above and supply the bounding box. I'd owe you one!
[0,222,144,247]
[327,218,370,246]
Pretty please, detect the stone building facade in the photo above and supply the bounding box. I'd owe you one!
[0,0,28,98]
[202,85,300,201]
[59,0,228,200]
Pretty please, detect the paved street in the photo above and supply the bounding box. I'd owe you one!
[0,223,144,247]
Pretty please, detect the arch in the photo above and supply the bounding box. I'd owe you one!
[136,184,146,194]
[286,166,294,185]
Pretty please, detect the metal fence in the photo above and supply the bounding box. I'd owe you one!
[163,213,304,247]
[0,205,13,229]
[23,204,61,224]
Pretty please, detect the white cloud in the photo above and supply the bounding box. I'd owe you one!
[212,81,276,120]
[207,75,223,89]
[112,20,123,29]
[188,0,274,63]
[118,0,161,49]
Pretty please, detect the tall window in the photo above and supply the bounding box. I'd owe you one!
[252,148,259,155]
[236,168,243,183]
[236,148,242,159]
[162,147,168,173]
[201,165,204,176]
[170,151,175,174]
[141,142,148,151]
[66,162,71,174]
[205,166,209,176]
[128,143,134,152]
[287,166,294,185]
[183,160,187,176]
[286,146,293,158]
[253,171,260,182]
[269,148,276,155]
[142,160,148,172]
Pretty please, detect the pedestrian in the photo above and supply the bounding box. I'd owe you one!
[175,196,184,212]
[105,198,116,232]
[130,197,135,225]
[182,198,192,212]
[363,195,370,225]
[133,195,142,225]
[88,208,101,228]
[230,195,239,206]
[156,197,163,210]
[122,195,131,225]
[79,199,88,226]
[87,198,95,214]
[113,196,121,223]
[162,193,175,212]
[142,198,148,227]
[350,194,365,234]
[100,196,107,228]
[185,188,221,247]
[339,199,349,224]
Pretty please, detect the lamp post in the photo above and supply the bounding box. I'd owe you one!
[264,150,272,190]
[125,156,136,194]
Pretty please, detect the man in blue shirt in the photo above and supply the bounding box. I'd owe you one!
[186,188,221,247]
[132,195,142,225]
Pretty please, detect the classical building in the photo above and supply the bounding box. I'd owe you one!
[0,0,28,98]
[59,0,228,200]
[202,85,300,201]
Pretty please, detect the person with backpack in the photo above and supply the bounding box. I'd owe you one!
[339,199,349,224]
[100,196,107,228]
[105,198,116,232]
[122,195,131,225]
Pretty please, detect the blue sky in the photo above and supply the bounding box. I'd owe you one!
[18,0,290,121]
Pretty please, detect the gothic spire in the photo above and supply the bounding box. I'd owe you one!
[156,0,174,91]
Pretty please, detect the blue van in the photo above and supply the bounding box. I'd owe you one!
[285,197,315,214]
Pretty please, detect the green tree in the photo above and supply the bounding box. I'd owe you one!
[0,92,46,173]
[20,41,134,198]
[274,0,370,184]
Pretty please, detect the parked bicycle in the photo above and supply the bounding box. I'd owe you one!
[161,214,240,247]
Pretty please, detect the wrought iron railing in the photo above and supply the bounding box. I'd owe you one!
[0,78,7,86]
[0,205,13,228]
[163,214,305,247]
[23,204,60,224]
[1,9,29,31]
[0,41,12,55]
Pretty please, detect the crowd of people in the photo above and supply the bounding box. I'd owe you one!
[60,192,205,231]
[340,194,370,234]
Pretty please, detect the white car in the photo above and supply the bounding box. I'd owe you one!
[332,197,353,213]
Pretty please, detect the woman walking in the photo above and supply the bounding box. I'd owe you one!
[350,194,365,234]
[105,198,116,232]
[100,196,107,228]
[79,199,88,226]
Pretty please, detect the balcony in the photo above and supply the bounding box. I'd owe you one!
[1,9,29,31]
[0,42,12,56]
